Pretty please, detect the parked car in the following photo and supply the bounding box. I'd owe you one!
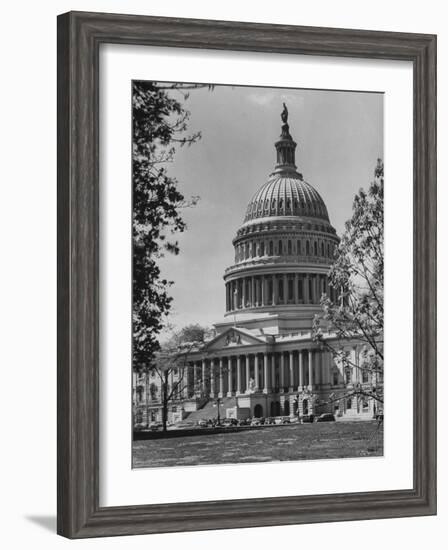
[197,419,208,428]
[222,417,238,427]
[149,422,163,431]
[250,418,261,426]
[301,414,315,423]
[281,416,291,424]
[238,418,250,426]
[316,413,336,423]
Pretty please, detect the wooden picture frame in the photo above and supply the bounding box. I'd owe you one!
[57,11,437,538]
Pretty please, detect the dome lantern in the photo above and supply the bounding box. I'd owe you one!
[273,103,298,175]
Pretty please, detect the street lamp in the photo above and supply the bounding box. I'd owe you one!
[213,397,222,426]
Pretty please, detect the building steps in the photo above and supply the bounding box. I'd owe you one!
[184,396,237,423]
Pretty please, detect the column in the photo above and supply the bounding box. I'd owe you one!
[271,353,277,391]
[280,352,285,392]
[283,274,288,303]
[263,353,270,393]
[293,274,298,304]
[210,359,216,397]
[289,351,294,392]
[261,276,265,306]
[245,355,250,392]
[193,362,198,394]
[236,355,242,394]
[219,358,224,398]
[315,352,321,385]
[254,353,260,391]
[299,350,304,389]
[304,274,310,303]
[251,277,255,308]
[242,278,246,308]
[227,357,233,396]
[202,359,206,394]
[308,349,314,389]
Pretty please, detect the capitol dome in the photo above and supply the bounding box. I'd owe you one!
[223,104,340,325]
[244,173,329,224]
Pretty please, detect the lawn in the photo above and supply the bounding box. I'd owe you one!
[132,420,383,468]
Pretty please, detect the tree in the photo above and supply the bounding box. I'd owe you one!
[313,159,384,407]
[132,81,209,374]
[150,324,211,432]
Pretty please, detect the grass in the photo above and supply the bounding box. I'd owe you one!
[132,420,383,468]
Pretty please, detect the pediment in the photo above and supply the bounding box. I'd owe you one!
[204,327,265,352]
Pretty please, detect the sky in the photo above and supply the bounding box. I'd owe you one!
[148,83,383,334]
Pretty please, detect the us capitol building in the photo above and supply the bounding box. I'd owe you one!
[133,106,380,426]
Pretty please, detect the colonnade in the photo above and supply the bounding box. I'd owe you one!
[184,349,332,399]
[225,273,336,311]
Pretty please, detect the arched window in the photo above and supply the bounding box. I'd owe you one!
[306,240,310,255]
[314,241,318,255]
[278,240,283,255]
[288,240,292,255]
[260,241,265,256]
[302,399,309,415]
[297,240,302,254]
[269,241,274,256]
[321,242,325,256]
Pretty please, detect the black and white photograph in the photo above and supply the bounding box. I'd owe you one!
[132,81,384,468]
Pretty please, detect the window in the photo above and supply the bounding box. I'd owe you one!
[333,371,339,386]
[345,368,352,384]
[260,241,265,256]
[136,385,144,403]
[297,240,301,254]
[306,240,310,255]
[288,278,293,300]
[321,242,325,256]
[346,398,352,410]
[314,241,318,255]
[278,240,283,255]
[269,241,274,256]
[362,399,369,411]
[362,370,369,383]
[298,279,303,300]
[288,240,292,255]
